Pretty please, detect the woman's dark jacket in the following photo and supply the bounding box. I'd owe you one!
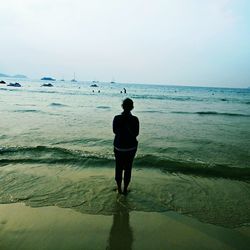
[113,112,139,150]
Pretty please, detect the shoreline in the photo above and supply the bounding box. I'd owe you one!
[0,203,249,250]
[0,165,249,228]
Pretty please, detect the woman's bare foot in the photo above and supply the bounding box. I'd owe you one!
[117,187,122,194]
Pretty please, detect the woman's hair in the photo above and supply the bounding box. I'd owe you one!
[122,98,134,112]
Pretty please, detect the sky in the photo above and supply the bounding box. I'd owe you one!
[0,0,250,87]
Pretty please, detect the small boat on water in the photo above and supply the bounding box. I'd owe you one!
[110,77,116,84]
[71,72,77,82]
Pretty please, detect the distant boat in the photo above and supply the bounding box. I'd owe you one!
[71,72,77,82]
[110,77,115,84]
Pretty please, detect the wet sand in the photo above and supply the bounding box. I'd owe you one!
[0,202,249,250]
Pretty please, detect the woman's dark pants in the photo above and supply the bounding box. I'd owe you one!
[114,149,136,187]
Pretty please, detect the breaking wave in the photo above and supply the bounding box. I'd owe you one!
[0,146,249,181]
[49,102,68,107]
[171,111,250,117]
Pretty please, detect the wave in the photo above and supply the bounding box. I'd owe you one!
[49,102,68,107]
[131,94,250,106]
[0,146,112,166]
[136,155,250,181]
[138,110,166,114]
[0,88,21,92]
[29,89,90,97]
[131,94,194,102]
[96,106,110,109]
[0,146,249,181]
[14,109,41,113]
[171,111,250,117]
[32,90,58,94]
[52,138,112,145]
[15,104,37,107]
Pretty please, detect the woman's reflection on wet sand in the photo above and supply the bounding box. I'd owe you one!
[106,195,133,250]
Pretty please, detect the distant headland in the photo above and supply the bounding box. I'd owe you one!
[0,73,27,78]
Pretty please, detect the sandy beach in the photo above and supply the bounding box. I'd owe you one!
[0,202,249,250]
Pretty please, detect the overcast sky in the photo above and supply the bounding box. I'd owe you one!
[1,0,250,87]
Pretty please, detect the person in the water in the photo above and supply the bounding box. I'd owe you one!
[113,98,139,194]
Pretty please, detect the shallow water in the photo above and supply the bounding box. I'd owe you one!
[0,164,249,228]
[0,79,250,227]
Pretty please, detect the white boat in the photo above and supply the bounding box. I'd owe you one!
[71,72,77,82]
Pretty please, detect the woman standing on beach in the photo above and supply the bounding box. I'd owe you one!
[113,98,139,194]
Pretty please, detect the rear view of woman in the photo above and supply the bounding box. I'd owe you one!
[113,98,139,194]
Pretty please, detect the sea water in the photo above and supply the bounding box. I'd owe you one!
[0,79,250,227]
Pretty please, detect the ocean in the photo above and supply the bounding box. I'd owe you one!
[0,79,250,228]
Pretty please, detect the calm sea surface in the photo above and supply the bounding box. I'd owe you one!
[0,79,250,227]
